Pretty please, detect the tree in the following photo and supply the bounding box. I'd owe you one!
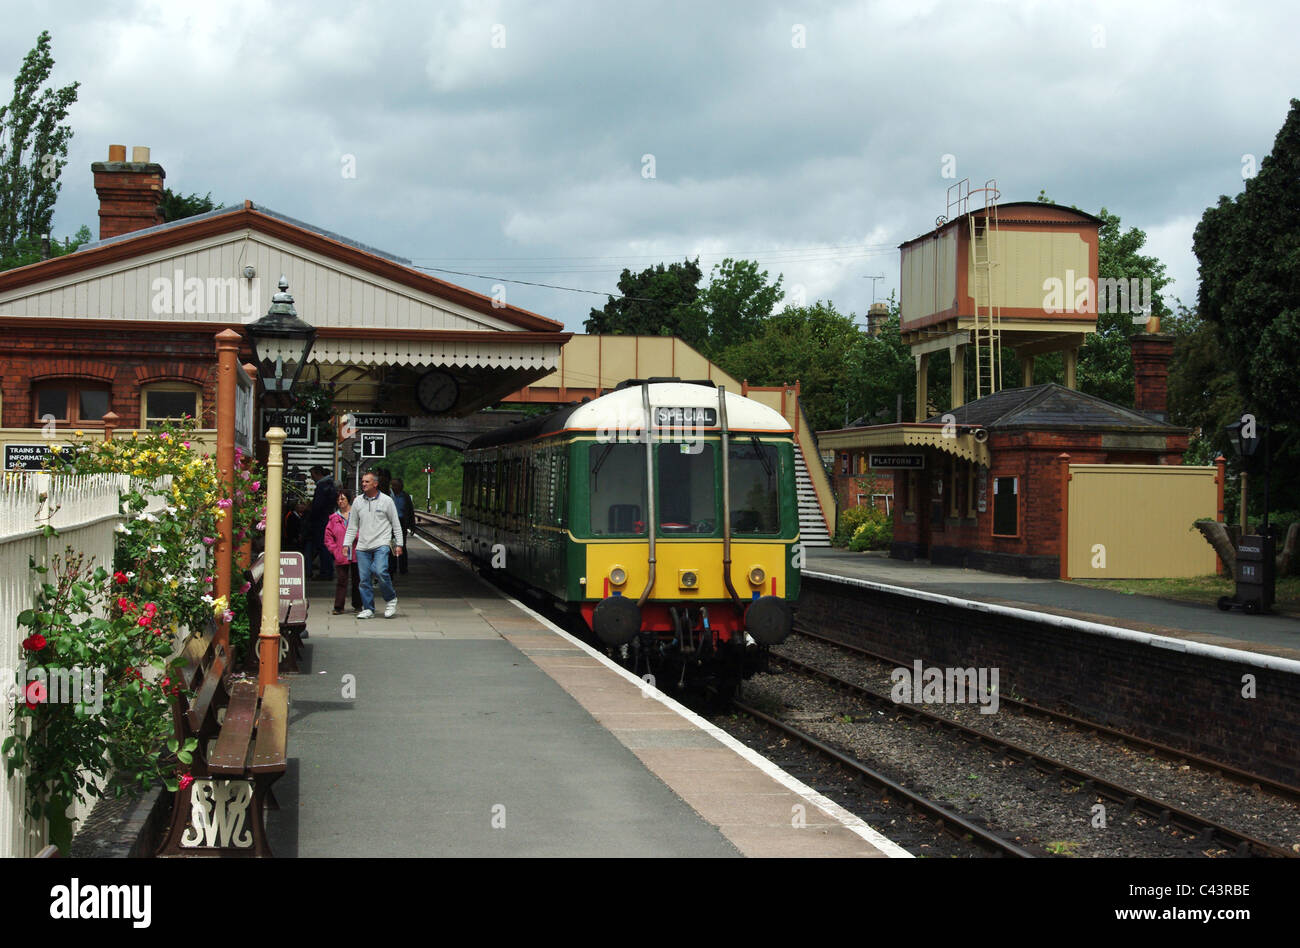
[715,300,864,432]
[0,222,90,272]
[584,258,706,347]
[694,258,784,356]
[161,188,221,222]
[0,31,79,259]
[1193,99,1300,517]
[1193,98,1300,417]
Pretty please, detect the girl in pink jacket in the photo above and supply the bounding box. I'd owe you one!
[324,489,362,614]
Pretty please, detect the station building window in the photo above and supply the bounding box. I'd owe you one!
[34,380,111,426]
[142,384,201,427]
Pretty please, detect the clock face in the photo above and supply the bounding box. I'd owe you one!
[417,370,459,413]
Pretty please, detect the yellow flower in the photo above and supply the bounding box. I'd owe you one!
[74,430,84,437]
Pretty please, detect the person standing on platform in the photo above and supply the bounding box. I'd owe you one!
[390,478,415,576]
[284,500,308,554]
[377,468,393,496]
[306,465,338,581]
[343,471,404,619]
[324,488,363,615]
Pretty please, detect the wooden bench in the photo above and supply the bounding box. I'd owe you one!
[156,624,289,858]
[245,551,309,673]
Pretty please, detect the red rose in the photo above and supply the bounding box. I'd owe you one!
[24,681,46,709]
[113,571,129,585]
[144,602,158,616]
[179,773,194,791]
[137,615,152,628]
[22,633,47,652]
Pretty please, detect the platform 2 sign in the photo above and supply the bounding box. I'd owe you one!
[869,454,924,470]
[4,443,76,471]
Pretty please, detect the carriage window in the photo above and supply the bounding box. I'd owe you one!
[589,443,647,535]
[657,444,716,534]
[729,441,780,534]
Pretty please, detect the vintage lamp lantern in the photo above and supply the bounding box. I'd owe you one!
[245,276,317,404]
[1225,415,1263,470]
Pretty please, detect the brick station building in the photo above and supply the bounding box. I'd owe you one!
[818,332,1188,577]
[0,144,568,467]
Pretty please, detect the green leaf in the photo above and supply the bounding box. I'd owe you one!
[176,750,192,765]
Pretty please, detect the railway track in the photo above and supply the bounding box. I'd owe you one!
[730,698,1037,857]
[792,625,1300,806]
[767,645,1295,858]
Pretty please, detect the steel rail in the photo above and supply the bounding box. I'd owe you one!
[792,624,1300,805]
[732,699,1036,858]
[768,650,1295,858]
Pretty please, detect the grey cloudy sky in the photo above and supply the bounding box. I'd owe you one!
[4,0,1298,330]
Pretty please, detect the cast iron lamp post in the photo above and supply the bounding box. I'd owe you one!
[245,277,316,689]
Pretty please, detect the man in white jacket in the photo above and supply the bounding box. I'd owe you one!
[343,471,405,619]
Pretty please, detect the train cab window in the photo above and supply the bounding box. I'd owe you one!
[729,441,780,534]
[657,443,716,534]
[589,443,647,535]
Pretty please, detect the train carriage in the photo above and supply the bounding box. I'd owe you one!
[462,379,800,679]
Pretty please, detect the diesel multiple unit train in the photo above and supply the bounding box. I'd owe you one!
[461,379,800,682]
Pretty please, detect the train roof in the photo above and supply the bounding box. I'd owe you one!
[466,381,793,450]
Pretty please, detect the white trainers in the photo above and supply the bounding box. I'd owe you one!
[383,600,397,618]
[356,609,374,620]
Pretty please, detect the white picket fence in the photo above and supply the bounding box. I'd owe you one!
[0,472,182,858]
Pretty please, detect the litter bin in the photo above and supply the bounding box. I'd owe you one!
[1221,534,1274,614]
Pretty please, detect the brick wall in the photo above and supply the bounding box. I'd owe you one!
[0,325,226,430]
[799,575,1300,786]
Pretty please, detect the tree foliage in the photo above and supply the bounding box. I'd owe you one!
[584,256,784,357]
[1193,98,1300,417]
[0,31,79,259]
[161,188,221,222]
[1192,98,1300,516]
[584,257,706,345]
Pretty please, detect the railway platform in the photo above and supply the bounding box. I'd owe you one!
[806,548,1300,661]
[263,539,907,858]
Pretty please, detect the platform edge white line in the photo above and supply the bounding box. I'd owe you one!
[414,532,913,858]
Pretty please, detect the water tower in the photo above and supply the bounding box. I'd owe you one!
[899,180,1103,420]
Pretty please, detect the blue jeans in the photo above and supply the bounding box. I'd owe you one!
[356,546,396,611]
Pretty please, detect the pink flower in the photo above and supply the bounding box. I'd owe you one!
[256,520,266,531]
[239,581,251,593]
[181,441,191,449]
[159,432,169,440]
[222,610,234,623]
[203,576,213,584]
[251,481,261,491]
[202,536,215,545]
[217,498,232,509]
[179,773,194,791]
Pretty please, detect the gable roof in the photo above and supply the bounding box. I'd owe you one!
[923,383,1183,432]
[0,201,563,333]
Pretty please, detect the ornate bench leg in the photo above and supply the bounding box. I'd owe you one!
[157,778,266,857]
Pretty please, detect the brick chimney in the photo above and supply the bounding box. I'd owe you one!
[1130,318,1175,423]
[91,145,166,239]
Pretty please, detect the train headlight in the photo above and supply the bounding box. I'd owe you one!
[609,566,627,586]
[748,566,766,586]
[679,569,698,589]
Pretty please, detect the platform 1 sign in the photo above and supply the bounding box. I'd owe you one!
[869,454,924,470]
[360,432,387,459]
[4,443,76,471]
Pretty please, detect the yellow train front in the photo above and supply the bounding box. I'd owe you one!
[462,379,800,680]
